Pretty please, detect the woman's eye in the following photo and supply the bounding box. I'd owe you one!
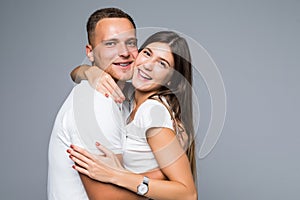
[159,61,167,68]
[143,50,151,57]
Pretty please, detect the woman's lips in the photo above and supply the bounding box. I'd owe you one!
[138,69,152,80]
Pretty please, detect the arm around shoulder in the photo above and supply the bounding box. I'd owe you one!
[70,64,91,83]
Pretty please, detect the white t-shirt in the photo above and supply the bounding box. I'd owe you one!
[122,99,174,173]
[47,81,124,200]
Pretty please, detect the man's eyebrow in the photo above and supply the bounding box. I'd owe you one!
[102,37,137,43]
[102,38,119,42]
[126,37,137,41]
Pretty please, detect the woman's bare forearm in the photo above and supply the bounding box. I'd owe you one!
[70,64,91,83]
[80,169,166,200]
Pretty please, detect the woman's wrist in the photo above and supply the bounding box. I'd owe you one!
[111,169,145,194]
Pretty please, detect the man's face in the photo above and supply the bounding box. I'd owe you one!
[87,18,138,81]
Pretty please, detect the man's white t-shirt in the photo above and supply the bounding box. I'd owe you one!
[47,81,124,200]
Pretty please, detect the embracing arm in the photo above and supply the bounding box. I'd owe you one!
[69,144,166,200]
[110,128,197,200]
[79,169,166,200]
[68,128,197,200]
[70,64,91,83]
[70,65,125,102]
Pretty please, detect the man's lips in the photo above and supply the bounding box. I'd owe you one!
[113,61,133,68]
[138,69,152,80]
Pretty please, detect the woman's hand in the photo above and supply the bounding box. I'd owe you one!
[67,142,125,183]
[85,66,125,103]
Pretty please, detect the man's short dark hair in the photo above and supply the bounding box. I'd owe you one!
[86,7,136,45]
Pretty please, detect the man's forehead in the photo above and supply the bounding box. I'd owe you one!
[102,32,136,41]
[96,18,136,38]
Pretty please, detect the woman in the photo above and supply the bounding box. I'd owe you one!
[68,31,197,200]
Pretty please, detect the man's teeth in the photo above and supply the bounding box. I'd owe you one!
[115,62,130,67]
[139,69,151,80]
[120,63,129,66]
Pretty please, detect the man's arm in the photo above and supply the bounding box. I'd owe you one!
[80,169,166,200]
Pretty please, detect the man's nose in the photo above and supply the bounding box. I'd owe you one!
[118,43,129,57]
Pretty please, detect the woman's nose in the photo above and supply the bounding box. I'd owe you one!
[142,61,155,71]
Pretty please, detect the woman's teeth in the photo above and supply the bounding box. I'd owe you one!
[139,69,152,80]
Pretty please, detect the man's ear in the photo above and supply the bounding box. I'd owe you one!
[86,44,94,62]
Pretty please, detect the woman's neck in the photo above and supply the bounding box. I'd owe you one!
[128,90,158,121]
[134,90,157,108]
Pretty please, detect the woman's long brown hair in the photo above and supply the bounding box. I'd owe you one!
[140,31,196,178]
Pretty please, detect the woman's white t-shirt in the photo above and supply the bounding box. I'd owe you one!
[122,99,174,173]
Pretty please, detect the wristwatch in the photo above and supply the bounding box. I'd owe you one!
[137,176,149,195]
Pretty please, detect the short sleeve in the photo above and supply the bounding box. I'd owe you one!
[133,99,174,135]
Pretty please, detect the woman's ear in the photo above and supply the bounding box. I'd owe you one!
[86,44,94,62]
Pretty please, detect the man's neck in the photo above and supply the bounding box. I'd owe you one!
[116,80,126,91]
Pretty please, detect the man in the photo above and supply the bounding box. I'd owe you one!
[48,8,163,199]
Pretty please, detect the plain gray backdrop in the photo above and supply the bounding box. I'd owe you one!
[0,0,299,199]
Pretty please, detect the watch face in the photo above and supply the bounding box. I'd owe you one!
[138,184,148,194]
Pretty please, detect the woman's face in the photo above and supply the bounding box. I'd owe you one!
[132,42,174,92]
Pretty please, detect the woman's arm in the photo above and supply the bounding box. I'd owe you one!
[79,174,146,200]
[69,144,166,200]
[70,65,125,102]
[79,169,166,200]
[70,64,90,83]
[68,128,197,200]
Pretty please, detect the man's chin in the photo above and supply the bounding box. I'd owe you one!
[111,74,132,82]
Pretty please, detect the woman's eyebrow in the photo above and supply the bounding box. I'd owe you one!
[146,47,172,67]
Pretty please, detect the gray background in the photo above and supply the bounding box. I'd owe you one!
[0,0,299,199]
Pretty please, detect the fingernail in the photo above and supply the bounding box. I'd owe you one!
[70,144,74,149]
[69,155,73,159]
[72,165,76,169]
[67,149,71,153]
[95,142,100,146]
[105,93,109,98]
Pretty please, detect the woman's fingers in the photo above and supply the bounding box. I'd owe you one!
[97,75,125,103]
[67,148,90,168]
[72,164,90,177]
[105,77,125,102]
[95,142,113,157]
[69,145,95,162]
[69,154,89,169]
[84,65,125,103]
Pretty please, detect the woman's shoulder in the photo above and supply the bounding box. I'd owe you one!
[139,98,169,112]
[133,98,173,130]
[135,98,171,120]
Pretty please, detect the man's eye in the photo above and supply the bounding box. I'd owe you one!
[126,40,137,47]
[104,41,116,46]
